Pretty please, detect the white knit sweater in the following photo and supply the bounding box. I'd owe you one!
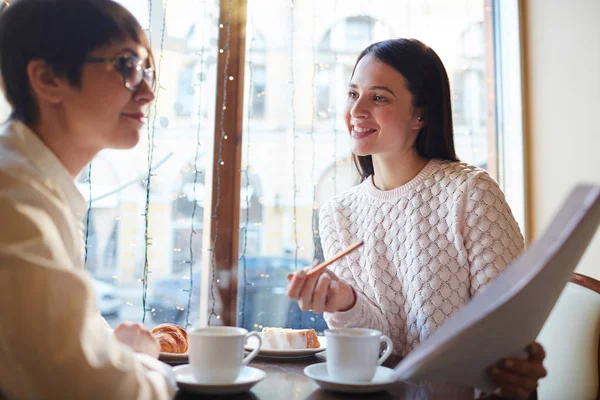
[322,159,524,357]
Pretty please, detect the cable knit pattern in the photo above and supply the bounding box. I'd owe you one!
[322,159,524,358]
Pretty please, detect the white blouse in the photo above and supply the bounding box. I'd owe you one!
[0,121,175,399]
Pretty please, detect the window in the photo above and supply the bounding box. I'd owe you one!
[234,0,525,333]
[76,158,121,279]
[452,22,488,168]
[0,0,525,331]
[247,31,267,120]
[171,160,205,275]
[80,0,221,328]
[315,67,332,119]
[174,64,194,117]
[316,16,393,124]
[0,100,9,121]
[251,65,266,118]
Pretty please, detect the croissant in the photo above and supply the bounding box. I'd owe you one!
[151,323,188,353]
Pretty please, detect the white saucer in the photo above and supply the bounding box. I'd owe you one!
[303,363,396,394]
[173,364,266,395]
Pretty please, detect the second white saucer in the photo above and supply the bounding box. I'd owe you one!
[173,364,266,395]
[304,363,396,394]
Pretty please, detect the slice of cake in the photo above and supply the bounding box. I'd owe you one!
[260,327,320,350]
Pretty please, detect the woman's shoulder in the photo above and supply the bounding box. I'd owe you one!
[429,159,500,192]
[319,179,370,214]
[0,145,44,194]
[0,121,47,186]
[430,160,513,219]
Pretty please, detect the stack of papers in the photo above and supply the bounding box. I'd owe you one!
[393,184,600,392]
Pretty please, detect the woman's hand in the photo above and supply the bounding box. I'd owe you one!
[286,268,356,314]
[487,342,547,399]
[113,322,160,358]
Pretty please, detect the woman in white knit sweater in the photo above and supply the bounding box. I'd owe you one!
[287,38,545,399]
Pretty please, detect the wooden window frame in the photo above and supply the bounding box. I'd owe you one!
[200,0,248,327]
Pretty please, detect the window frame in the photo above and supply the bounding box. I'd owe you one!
[199,0,248,327]
[491,0,528,238]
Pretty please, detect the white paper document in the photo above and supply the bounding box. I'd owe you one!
[392,184,600,392]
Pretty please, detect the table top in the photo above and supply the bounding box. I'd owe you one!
[174,354,475,400]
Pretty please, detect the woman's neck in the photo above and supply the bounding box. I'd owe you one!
[371,150,430,191]
[30,114,97,179]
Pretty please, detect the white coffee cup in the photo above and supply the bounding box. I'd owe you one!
[324,328,393,382]
[188,326,262,384]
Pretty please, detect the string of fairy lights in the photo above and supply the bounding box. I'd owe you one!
[184,0,211,330]
[310,0,321,331]
[208,0,234,326]
[238,0,257,330]
[331,0,338,197]
[84,165,92,265]
[140,0,168,324]
[288,0,301,330]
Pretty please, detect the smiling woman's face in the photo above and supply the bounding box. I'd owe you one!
[345,54,423,158]
[59,39,155,152]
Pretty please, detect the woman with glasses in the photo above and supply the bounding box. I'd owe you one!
[0,0,173,398]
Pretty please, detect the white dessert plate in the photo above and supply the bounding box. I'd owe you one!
[303,363,396,394]
[159,351,188,364]
[244,336,326,359]
[173,364,266,395]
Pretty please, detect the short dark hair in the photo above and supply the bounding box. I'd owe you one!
[0,0,152,124]
[351,38,459,180]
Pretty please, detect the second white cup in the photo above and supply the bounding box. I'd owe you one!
[324,328,393,382]
[188,326,262,384]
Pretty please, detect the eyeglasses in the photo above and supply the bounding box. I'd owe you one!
[83,54,155,92]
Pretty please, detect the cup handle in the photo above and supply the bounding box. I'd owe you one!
[243,331,262,365]
[377,335,393,365]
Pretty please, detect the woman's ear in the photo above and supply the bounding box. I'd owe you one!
[26,60,65,106]
[413,109,425,130]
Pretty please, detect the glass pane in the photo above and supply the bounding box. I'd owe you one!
[0,84,8,121]
[493,0,526,231]
[80,0,221,329]
[239,0,488,333]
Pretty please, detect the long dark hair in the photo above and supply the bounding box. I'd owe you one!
[351,38,458,180]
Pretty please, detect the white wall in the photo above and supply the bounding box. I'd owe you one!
[522,0,600,279]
